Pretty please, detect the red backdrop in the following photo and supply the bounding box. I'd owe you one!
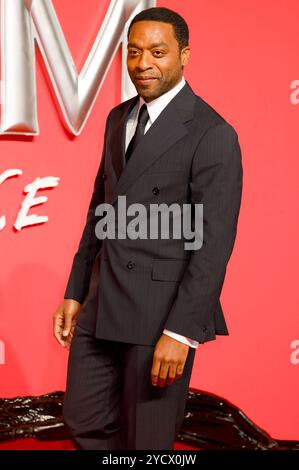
[0,0,298,440]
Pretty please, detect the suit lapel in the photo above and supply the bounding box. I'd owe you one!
[110,95,139,182]
[108,80,197,207]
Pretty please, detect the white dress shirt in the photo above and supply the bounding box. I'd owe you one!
[125,76,199,349]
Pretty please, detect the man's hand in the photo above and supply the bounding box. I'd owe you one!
[151,333,189,387]
[53,299,81,350]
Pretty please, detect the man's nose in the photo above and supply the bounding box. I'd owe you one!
[136,51,153,70]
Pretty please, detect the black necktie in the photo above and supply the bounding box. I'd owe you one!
[125,103,149,163]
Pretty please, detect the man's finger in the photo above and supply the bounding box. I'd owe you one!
[175,362,185,380]
[165,363,177,385]
[62,313,72,337]
[157,361,170,387]
[64,334,73,351]
[53,310,68,347]
[54,322,66,347]
[151,354,161,386]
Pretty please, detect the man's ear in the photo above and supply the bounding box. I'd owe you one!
[181,47,190,67]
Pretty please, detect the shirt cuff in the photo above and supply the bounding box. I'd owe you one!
[163,329,199,348]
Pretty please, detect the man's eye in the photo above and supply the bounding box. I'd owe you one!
[128,50,138,55]
[153,51,163,56]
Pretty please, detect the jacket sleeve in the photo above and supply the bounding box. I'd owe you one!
[64,110,112,304]
[163,121,243,342]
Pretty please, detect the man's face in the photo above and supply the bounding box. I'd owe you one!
[127,21,190,102]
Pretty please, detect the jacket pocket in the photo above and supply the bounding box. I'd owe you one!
[151,258,189,282]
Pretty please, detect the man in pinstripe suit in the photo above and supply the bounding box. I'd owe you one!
[53,7,243,449]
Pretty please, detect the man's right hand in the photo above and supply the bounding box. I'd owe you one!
[53,299,81,350]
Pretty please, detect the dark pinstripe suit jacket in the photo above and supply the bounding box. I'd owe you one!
[64,80,243,345]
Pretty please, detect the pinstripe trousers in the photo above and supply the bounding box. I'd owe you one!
[62,322,196,450]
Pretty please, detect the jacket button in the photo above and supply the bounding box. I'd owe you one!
[127,261,135,269]
[152,186,159,195]
[202,326,208,332]
[102,172,107,180]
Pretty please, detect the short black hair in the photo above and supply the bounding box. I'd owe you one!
[127,7,189,51]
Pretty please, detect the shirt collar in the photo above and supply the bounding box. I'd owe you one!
[136,76,186,124]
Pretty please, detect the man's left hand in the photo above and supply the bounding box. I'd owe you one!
[151,333,189,387]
